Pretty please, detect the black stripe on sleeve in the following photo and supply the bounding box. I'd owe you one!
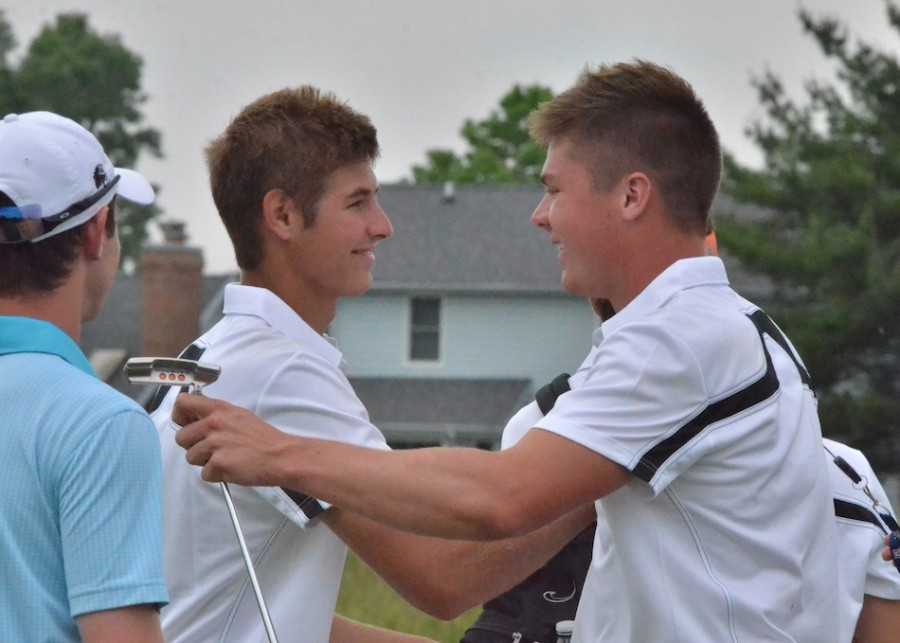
[632,311,797,483]
[633,344,779,482]
[833,498,884,530]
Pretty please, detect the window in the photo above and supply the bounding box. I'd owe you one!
[409,297,441,361]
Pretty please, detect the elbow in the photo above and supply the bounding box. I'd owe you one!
[403,582,476,621]
[444,475,542,540]
[431,603,472,622]
[388,553,496,620]
[467,495,539,541]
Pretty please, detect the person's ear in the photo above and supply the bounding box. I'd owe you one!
[82,206,109,261]
[620,172,652,221]
[261,189,300,241]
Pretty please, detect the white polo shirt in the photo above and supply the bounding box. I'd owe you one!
[535,257,839,642]
[153,284,388,643]
[826,438,900,641]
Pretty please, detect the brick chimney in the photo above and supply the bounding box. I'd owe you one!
[140,221,204,357]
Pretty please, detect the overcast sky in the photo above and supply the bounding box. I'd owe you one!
[4,1,898,273]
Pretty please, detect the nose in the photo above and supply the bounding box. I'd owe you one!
[531,194,551,231]
[371,203,393,241]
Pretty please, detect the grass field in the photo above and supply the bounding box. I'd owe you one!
[336,552,480,642]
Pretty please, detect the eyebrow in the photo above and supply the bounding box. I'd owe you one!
[346,185,379,200]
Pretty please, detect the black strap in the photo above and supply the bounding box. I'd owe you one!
[535,373,571,415]
[747,309,813,392]
[146,342,328,520]
[144,343,206,413]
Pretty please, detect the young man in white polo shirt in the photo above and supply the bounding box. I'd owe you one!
[511,368,900,642]
[150,87,403,643]
[172,62,841,641]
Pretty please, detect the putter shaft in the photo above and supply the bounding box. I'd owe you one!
[220,481,278,643]
[124,357,278,641]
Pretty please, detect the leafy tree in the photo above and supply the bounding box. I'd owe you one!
[0,14,22,132]
[719,3,900,470]
[0,11,162,270]
[411,84,553,185]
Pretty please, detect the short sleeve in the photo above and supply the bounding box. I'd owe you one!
[59,409,168,617]
[245,351,389,527]
[536,316,768,496]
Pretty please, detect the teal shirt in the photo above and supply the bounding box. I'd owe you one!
[0,317,167,641]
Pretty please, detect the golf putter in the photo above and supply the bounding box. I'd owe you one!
[125,357,279,643]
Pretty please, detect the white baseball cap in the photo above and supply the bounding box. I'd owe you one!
[0,111,154,244]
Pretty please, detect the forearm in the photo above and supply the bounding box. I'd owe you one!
[278,439,533,539]
[330,615,437,643]
[325,503,596,619]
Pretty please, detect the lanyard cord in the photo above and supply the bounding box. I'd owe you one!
[825,444,900,576]
[824,444,900,536]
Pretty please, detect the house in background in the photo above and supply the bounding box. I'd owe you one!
[82,183,771,449]
[331,183,597,447]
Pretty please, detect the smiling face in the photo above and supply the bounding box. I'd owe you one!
[286,161,392,307]
[531,138,626,302]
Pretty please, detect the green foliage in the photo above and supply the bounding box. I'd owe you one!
[0,11,162,271]
[337,552,478,642]
[720,3,900,470]
[411,84,553,185]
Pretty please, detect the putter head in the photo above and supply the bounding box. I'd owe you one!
[125,357,221,393]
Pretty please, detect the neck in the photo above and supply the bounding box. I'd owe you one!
[610,220,707,312]
[0,286,84,342]
[240,269,336,335]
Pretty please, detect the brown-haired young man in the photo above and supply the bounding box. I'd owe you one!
[173,62,840,641]
[152,87,581,643]
[0,111,166,642]
[152,86,399,642]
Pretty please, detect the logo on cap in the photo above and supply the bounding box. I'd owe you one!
[93,165,108,189]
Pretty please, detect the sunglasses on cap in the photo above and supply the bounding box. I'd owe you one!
[0,175,120,244]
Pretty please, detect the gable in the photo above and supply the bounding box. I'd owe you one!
[372,184,565,293]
